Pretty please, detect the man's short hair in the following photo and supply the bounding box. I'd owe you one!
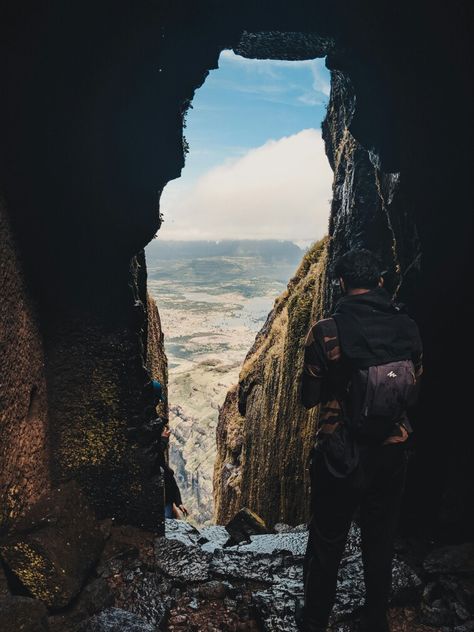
[334,249,382,289]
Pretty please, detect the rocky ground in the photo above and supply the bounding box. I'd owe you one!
[3,507,472,632]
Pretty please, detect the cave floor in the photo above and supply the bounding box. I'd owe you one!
[43,519,472,632]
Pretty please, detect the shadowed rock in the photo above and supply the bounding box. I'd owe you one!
[48,578,114,632]
[225,507,269,545]
[0,482,106,609]
[0,595,48,632]
[424,543,474,576]
[78,607,156,632]
[96,524,156,577]
[0,563,9,597]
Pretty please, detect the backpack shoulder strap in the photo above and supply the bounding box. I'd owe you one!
[316,317,341,364]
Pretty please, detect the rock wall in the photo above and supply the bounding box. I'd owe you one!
[0,201,49,532]
[0,209,167,533]
[146,290,169,420]
[214,239,328,525]
[43,254,164,531]
[321,71,420,310]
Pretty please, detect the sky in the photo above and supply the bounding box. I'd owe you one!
[158,50,333,247]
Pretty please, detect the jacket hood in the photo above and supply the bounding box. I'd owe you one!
[333,288,421,369]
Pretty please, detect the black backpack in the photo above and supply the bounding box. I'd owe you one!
[344,359,416,442]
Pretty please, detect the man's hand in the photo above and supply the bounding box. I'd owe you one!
[161,425,171,439]
[173,502,189,518]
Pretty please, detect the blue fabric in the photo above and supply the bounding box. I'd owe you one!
[152,380,164,402]
[165,503,174,519]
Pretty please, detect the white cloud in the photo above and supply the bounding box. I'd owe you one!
[309,62,331,96]
[158,129,333,242]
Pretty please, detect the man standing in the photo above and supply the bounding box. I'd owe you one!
[297,249,423,632]
[160,422,189,520]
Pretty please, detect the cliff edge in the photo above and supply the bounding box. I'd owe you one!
[214,239,327,526]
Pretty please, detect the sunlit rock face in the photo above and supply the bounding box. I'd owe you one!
[214,240,327,526]
[0,1,472,539]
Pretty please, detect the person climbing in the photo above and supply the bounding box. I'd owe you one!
[296,249,423,632]
[151,379,188,520]
[152,378,166,406]
[159,422,189,520]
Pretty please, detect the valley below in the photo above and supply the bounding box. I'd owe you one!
[146,240,303,525]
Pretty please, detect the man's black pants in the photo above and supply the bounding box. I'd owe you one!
[302,441,408,631]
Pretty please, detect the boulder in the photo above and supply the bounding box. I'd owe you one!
[108,570,170,630]
[78,607,155,632]
[252,581,303,632]
[0,481,106,609]
[421,574,474,628]
[0,594,49,632]
[155,537,211,581]
[210,548,302,583]
[164,517,200,547]
[47,578,114,632]
[197,580,227,600]
[96,524,155,576]
[199,525,230,552]
[225,508,269,545]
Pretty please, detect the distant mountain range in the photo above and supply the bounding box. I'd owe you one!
[146,239,303,263]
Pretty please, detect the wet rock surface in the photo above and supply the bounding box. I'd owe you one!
[154,537,211,582]
[55,519,473,631]
[78,607,157,632]
[0,515,467,631]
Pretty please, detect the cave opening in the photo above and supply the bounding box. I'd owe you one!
[1,2,472,547]
[146,48,332,525]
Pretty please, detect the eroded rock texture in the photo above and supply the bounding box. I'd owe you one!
[44,253,165,531]
[0,482,106,608]
[146,290,169,420]
[0,201,49,532]
[214,239,327,525]
[322,71,421,309]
